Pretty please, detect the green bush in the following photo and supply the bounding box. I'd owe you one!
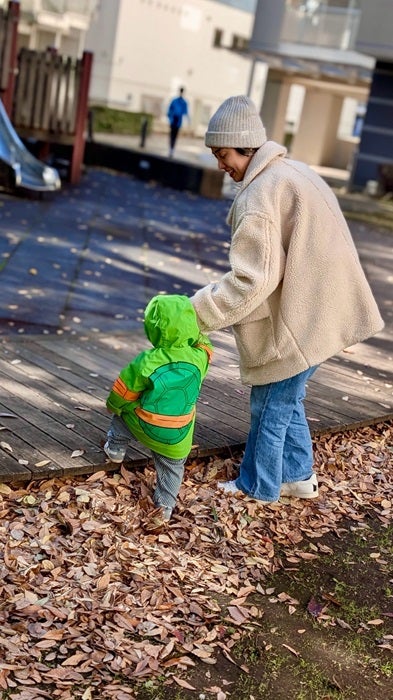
[89,105,153,135]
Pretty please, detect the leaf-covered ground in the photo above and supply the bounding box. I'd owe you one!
[0,421,391,699]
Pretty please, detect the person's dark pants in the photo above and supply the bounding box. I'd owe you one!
[169,124,180,151]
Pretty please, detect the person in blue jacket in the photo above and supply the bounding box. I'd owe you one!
[167,87,189,157]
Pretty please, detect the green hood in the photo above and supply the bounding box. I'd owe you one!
[144,294,200,348]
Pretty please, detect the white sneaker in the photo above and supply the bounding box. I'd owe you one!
[217,481,275,504]
[217,479,240,494]
[104,441,126,463]
[280,473,319,499]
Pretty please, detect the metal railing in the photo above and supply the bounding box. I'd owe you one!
[281,2,361,50]
[0,0,97,17]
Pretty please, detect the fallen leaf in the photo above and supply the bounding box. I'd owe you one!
[282,643,300,656]
[71,449,85,458]
[172,676,196,690]
[367,619,384,626]
[0,441,12,452]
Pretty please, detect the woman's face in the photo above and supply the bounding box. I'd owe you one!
[211,147,253,182]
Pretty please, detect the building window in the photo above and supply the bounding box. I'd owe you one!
[231,34,248,50]
[213,28,223,47]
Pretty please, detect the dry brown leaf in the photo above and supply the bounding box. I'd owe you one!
[96,571,111,589]
[0,441,12,452]
[282,643,300,656]
[62,652,89,666]
[0,421,390,695]
[71,449,85,458]
[367,619,384,626]
[172,676,196,690]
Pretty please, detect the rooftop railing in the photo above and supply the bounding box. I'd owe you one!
[0,0,96,17]
[281,3,361,50]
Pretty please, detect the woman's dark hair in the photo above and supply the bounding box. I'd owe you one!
[235,147,259,156]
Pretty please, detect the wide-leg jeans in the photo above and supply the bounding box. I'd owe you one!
[235,366,318,502]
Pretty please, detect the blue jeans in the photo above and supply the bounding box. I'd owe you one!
[236,366,318,502]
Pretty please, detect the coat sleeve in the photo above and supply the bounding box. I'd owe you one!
[106,359,149,414]
[191,212,285,332]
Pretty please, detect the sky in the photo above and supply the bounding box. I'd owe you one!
[213,0,257,13]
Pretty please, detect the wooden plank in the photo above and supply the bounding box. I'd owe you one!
[0,355,149,464]
[320,353,393,391]
[311,369,392,418]
[0,400,62,480]
[13,48,29,125]
[33,52,47,129]
[4,341,248,447]
[0,380,96,467]
[0,1,19,109]
[1,339,110,403]
[9,335,252,424]
[50,54,65,132]
[0,327,392,484]
[62,56,75,133]
[0,449,31,482]
[0,9,8,90]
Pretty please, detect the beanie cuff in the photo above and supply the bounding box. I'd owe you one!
[205,128,266,148]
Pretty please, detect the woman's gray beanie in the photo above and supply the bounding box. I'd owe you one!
[205,95,267,148]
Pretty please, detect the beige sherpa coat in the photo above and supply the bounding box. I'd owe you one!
[192,141,384,386]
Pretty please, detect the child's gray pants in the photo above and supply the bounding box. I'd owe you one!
[107,415,186,512]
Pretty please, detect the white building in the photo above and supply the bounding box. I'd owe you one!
[246,0,373,171]
[84,0,265,134]
[0,0,97,57]
[1,0,377,174]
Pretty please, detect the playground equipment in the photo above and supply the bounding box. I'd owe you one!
[0,97,60,191]
[12,47,93,186]
[0,1,93,191]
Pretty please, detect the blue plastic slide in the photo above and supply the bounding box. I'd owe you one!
[0,98,61,192]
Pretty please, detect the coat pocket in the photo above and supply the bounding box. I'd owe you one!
[233,313,281,368]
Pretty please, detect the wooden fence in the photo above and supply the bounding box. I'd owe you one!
[12,48,93,184]
[0,0,19,115]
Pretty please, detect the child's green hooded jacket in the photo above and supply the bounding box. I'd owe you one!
[106,295,213,459]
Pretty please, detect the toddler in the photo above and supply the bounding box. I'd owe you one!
[104,294,213,530]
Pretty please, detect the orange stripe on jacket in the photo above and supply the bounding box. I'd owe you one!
[135,407,195,428]
[195,343,213,363]
[112,377,140,402]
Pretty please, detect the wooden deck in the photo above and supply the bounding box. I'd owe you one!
[0,329,392,484]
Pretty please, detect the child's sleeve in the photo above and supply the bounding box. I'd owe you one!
[196,333,214,370]
[106,359,149,415]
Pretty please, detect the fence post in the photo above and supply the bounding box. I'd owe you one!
[1,0,19,116]
[140,117,148,147]
[69,50,93,184]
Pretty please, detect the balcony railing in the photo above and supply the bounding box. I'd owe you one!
[0,0,97,17]
[281,3,361,51]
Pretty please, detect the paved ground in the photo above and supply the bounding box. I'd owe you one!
[0,136,392,343]
[0,170,233,335]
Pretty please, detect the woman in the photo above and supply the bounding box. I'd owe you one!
[191,95,384,503]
